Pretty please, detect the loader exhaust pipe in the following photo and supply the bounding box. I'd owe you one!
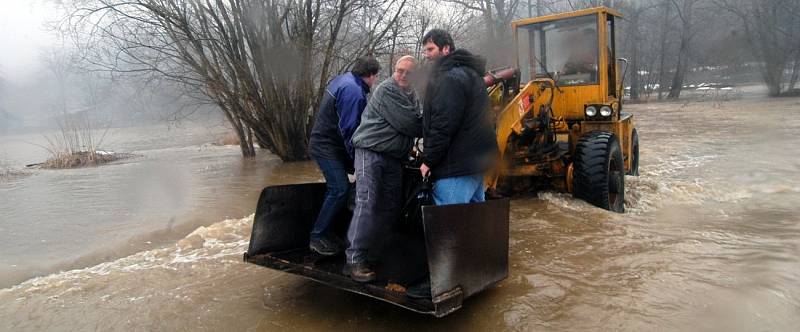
[484,67,519,87]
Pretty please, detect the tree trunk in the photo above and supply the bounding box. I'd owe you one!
[667,0,694,99]
[667,41,688,99]
[244,126,254,154]
[713,0,798,97]
[656,0,671,100]
[788,52,799,90]
[219,102,255,157]
[238,126,255,157]
[388,23,398,72]
[763,59,784,96]
[629,8,641,101]
[483,0,495,41]
[313,0,348,122]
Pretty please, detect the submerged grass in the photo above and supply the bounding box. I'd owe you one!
[40,151,128,169]
[37,112,129,169]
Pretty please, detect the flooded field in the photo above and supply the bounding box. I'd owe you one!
[1,86,799,331]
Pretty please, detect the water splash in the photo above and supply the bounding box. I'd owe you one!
[3,215,254,295]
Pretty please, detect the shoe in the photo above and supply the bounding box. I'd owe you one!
[309,236,342,256]
[342,261,376,283]
[405,280,431,299]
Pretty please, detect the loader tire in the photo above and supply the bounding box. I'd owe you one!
[572,131,625,213]
[628,129,639,176]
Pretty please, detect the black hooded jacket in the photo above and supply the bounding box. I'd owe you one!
[422,49,498,180]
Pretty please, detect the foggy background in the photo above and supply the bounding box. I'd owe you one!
[0,1,220,136]
[1,0,798,153]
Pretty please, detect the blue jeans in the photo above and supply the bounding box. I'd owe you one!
[311,157,351,240]
[432,173,485,205]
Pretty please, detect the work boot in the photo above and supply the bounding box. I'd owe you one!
[405,280,431,299]
[342,261,376,283]
[309,236,342,256]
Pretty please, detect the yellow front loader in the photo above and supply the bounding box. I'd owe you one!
[242,7,637,319]
[484,7,639,212]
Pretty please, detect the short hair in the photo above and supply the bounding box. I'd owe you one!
[351,56,381,77]
[395,55,417,68]
[422,29,455,51]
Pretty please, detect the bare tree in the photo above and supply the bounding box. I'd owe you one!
[665,0,701,99]
[713,0,800,96]
[566,0,624,9]
[441,0,522,64]
[63,0,407,160]
[40,47,77,115]
[442,0,520,40]
[622,2,646,100]
[655,0,673,100]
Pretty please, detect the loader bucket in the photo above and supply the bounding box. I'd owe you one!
[244,182,510,317]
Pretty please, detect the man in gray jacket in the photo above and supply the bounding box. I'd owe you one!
[343,56,423,282]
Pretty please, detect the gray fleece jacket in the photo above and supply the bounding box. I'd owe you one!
[352,77,423,159]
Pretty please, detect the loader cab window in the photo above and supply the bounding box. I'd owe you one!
[516,14,599,86]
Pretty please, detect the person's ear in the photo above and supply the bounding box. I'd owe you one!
[442,45,451,55]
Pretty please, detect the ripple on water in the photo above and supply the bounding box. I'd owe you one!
[2,214,254,296]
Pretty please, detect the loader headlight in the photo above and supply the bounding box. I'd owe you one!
[585,106,597,117]
[600,106,612,117]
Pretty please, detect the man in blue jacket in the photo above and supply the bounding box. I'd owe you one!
[308,56,380,256]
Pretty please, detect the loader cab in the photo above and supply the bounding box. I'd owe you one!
[513,7,622,120]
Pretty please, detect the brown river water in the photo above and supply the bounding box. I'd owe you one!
[1,86,799,331]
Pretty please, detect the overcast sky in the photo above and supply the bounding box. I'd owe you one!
[0,0,60,84]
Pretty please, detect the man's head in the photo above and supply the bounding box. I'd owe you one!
[422,29,454,61]
[352,56,381,87]
[392,55,417,89]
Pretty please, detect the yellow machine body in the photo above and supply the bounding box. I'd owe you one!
[486,7,637,201]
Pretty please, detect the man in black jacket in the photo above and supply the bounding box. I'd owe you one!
[419,29,497,206]
[307,56,380,256]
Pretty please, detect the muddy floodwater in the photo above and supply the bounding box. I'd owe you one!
[1,86,799,331]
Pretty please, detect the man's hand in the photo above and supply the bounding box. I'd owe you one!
[420,163,431,177]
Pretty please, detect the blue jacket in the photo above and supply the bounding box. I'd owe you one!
[309,72,370,170]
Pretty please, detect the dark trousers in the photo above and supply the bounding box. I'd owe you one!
[346,148,402,264]
[311,157,351,240]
